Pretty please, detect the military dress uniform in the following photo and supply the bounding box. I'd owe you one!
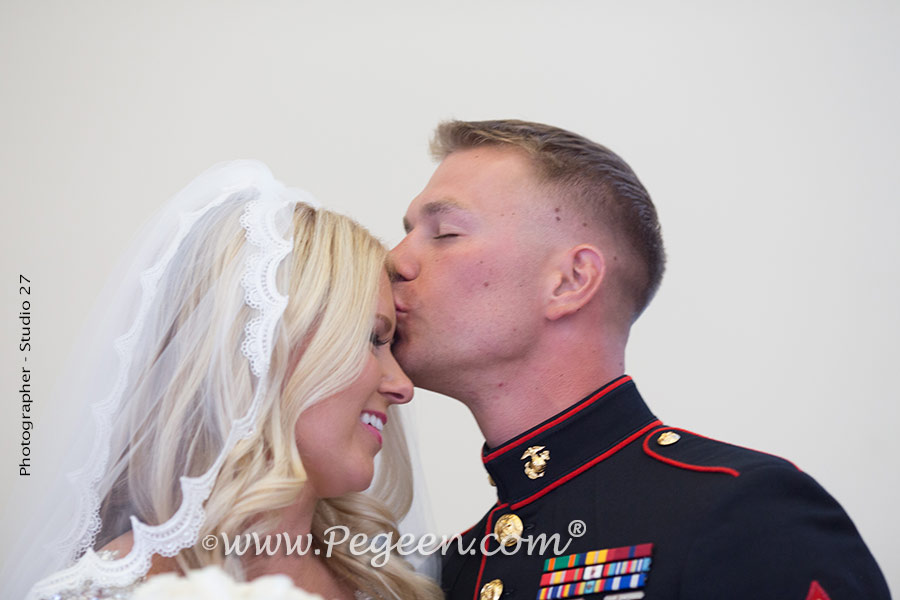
[441,376,890,600]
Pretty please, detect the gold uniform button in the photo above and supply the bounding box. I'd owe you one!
[480,578,503,600]
[494,513,524,547]
[657,431,681,446]
[488,474,496,487]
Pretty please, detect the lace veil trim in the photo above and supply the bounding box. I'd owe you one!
[28,163,313,599]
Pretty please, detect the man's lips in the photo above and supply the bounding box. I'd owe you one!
[392,302,410,345]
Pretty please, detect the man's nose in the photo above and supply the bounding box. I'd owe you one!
[389,236,418,282]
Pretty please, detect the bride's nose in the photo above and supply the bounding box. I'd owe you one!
[380,355,413,405]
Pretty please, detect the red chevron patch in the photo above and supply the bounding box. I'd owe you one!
[805,580,831,600]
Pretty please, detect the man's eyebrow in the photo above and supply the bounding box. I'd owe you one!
[402,199,469,233]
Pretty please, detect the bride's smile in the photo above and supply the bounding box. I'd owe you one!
[359,409,387,445]
[294,272,413,499]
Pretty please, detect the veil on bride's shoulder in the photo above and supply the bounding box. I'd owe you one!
[2,161,439,600]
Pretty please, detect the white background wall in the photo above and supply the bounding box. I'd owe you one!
[1,1,897,593]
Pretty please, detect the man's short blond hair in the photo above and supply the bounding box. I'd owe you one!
[431,119,666,321]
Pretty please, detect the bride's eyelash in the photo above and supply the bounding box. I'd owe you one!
[370,332,391,347]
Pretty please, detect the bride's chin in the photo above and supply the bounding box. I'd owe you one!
[312,463,376,499]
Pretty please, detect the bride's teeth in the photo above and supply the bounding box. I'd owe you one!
[361,412,385,432]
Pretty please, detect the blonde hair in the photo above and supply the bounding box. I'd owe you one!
[97,197,440,599]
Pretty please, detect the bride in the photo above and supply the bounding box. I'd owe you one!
[14,161,442,600]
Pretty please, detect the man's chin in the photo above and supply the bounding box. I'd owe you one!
[392,339,428,386]
[393,343,413,370]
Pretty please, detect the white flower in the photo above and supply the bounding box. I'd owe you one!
[132,566,325,600]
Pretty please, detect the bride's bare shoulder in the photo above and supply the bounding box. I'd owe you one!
[100,532,181,576]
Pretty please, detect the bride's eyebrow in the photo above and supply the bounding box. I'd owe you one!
[403,198,469,233]
[375,314,395,336]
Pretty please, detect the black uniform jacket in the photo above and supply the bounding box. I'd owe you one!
[441,376,890,600]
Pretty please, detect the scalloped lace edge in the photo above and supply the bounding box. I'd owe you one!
[29,186,295,599]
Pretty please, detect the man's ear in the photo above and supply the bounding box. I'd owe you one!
[546,244,605,321]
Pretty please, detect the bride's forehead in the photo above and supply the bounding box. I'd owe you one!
[376,277,396,315]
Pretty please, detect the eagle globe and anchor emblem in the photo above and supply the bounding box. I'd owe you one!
[521,445,550,479]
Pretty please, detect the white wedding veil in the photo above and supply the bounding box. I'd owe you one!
[4,161,438,599]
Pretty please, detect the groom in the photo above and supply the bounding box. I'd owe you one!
[390,120,889,599]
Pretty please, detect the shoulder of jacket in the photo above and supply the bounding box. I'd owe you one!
[640,425,799,478]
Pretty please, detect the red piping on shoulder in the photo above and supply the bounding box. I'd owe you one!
[642,427,740,477]
[483,376,633,463]
[509,419,662,510]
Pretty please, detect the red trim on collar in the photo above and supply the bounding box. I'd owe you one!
[508,419,661,510]
[482,375,633,463]
[472,503,510,600]
[642,427,740,477]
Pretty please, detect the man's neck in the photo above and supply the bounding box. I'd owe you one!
[453,355,626,449]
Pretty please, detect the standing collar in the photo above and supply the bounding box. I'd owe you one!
[481,375,659,507]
